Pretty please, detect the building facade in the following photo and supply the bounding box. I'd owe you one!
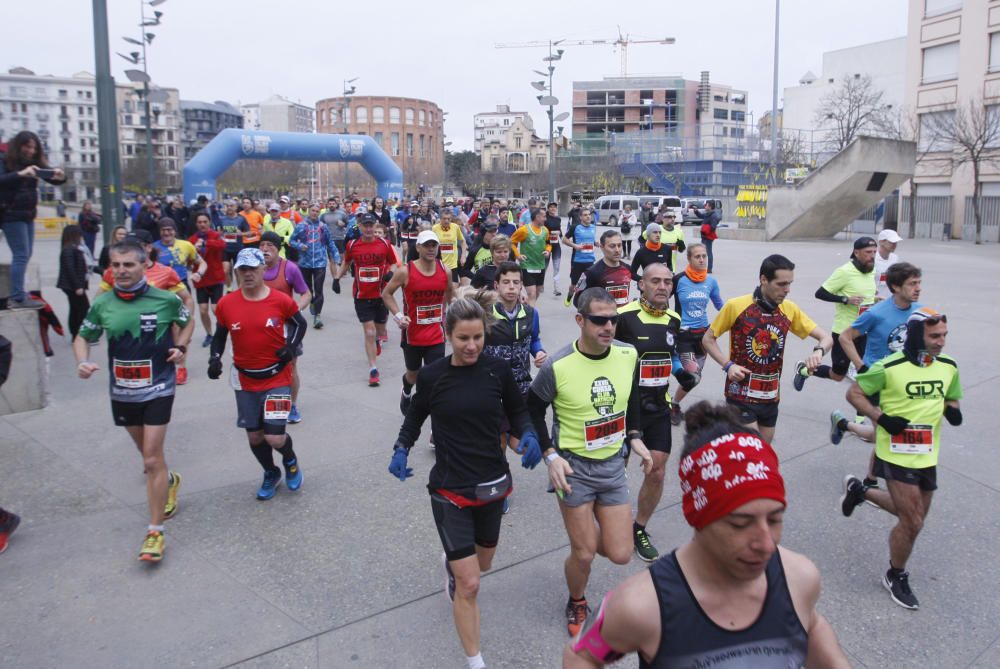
[116,83,183,192]
[314,95,445,196]
[904,0,1000,239]
[180,100,243,161]
[478,118,549,198]
[241,94,314,134]
[0,67,99,202]
[473,105,534,153]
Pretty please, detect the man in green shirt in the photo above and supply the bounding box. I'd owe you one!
[840,308,962,610]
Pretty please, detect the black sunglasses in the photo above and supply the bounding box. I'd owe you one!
[580,313,619,326]
[923,313,947,326]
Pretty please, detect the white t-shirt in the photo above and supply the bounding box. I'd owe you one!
[873,251,899,300]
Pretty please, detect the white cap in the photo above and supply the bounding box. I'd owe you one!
[416,230,439,245]
[878,229,902,243]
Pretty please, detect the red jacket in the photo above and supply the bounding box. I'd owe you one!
[189,229,226,287]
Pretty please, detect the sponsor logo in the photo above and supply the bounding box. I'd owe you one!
[905,379,944,399]
[745,324,784,365]
[590,376,617,416]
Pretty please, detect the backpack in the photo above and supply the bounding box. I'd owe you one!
[620,217,632,235]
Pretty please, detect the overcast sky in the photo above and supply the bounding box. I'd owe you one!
[10,0,908,151]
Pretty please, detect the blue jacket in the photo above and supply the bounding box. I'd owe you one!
[290,218,342,269]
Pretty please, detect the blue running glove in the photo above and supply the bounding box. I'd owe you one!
[389,446,413,481]
[517,431,543,470]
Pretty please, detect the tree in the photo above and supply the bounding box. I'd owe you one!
[445,150,484,196]
[216,160,305,199]
[925,99,1000,244]
[816,74,892,152]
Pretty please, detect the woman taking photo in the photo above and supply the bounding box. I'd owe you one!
[387,297,542,669]
[0,131,66,308]
[98,225,129,273]
[56,224,89,337]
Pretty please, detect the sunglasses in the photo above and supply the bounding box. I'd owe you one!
[922,313,947,326]
[580,313,619,326]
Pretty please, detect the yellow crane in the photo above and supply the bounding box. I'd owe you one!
[496,28,675,77]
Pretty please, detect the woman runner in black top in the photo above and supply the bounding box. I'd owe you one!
[388,298,542,669]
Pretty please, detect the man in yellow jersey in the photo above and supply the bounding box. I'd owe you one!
[263,203,295,258]
[658,213,686,271]
[528,287,654,637]
[432,207,464,285]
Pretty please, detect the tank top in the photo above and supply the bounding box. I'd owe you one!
[520,224,549,272]
[640,551,808,668]
[403,259,449,346]
[264,259,292,297]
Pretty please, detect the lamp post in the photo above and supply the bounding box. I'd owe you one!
[769,0,780,177]
[342,78,358,196]
[119,0,165,194]
[535,41,564,204]
[442,140,452,197]
[92,0,125,240]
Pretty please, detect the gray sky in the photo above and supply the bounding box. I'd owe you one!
[11,0,908,151]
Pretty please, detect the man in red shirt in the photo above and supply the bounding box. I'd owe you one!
[189,211,227,347]
[208,248,308,500]
[335,213,399,387]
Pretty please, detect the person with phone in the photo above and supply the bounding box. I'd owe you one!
[0,131,66,308]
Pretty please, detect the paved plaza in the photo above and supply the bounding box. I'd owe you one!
[1,231,998,668]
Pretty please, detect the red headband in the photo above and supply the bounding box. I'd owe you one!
[678,432,786,530]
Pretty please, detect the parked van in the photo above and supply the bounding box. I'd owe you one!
[681,198,723,225]
[593,194,683,226]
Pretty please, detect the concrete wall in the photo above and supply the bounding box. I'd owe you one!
[0,309,48,415]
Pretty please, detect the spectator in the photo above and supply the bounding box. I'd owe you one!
[77,200,102,255]
[691,200,721,273]
[56,224,90,337]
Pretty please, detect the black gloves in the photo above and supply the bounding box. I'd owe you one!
[207,355,223,380]
[276,344,296,364]
[944,405,963,426]
[331,278,341,294]
[877,413,910,435]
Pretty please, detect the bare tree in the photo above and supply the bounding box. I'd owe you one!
[925,99,1000,244]
[816,74,893,152]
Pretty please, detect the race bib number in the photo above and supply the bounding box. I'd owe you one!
[264,394,292,421]
[580,243,594,254]
[584,411,626,451]
[113,359,152,388]
[439,243,455,255]
[358,266,380,283]
[223,232,239,243]
[879,272,887,284]
[746,373,780,400]
[639,357,672,387]
[416,304,443,325]
[607,284,630,305]
[890,424,934,455]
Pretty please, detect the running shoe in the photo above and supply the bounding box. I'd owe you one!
[883,569,919,610]
[553,288,563,297]
[502,496,510,515]
[284,458,302,491]
[287,405,302,424]
[313,316,323,330]
[670,403,683,427]
[830,410,847,445]
[369,369,380,387]
[399,387,413,415]
[633,527,659,562]
[442,552,456,603]
[201,334,212,348]
[792,361,808,392]
[163,471,181,520]
[565,598,591,637]
[176,367,188,385]
[563,294,572,307]
[840,475,866,517]
[138,530,165,562]
[0,511,22,554]
[256,469,282,500]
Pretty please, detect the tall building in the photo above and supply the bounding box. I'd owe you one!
[479,117,550,198]
[314,95,445,196]
[180,100,243,161]
[0,67,99,202]
[473,105,534,153]
[240,95,314,133]
[116,82,183,192]
[904,0,1000,239]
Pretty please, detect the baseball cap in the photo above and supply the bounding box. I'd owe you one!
[853,236,877,250]
[126,229,153,244]
[233,247,265,269]
[279,195,290,204]
[645,222,662,235]
[482,222,499,232]
[359,213,377,225]
[416,230,439,246]
[268,203,280,211]
[409,200,419,207]
[878,229,902,243]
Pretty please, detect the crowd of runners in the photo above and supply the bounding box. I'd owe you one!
[0,184,963,668]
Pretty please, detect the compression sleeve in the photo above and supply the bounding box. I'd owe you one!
[285,310,307,348]
[501,364,532,438]
[815,286,845,303]
[626,359,641,433]
[528,309,544,355]
[209,323,228,358]
[527,389,554,451]
[710,278,724,310]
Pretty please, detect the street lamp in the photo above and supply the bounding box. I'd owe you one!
[442,140,453,197]
[531,41,563,204]
[342,77,358,196]
[92,0,125,237]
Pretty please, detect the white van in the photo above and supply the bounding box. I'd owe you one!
[593,194,682,226]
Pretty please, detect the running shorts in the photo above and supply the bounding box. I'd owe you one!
[726,398,780,428]
[354,297,388,324]
[402,342,446,372]
[873,455,937,491]
[431,493,504,561]
[196,283,224,305]
[556,452,629,508]
[111,395,174,427]
[234,385,292,434]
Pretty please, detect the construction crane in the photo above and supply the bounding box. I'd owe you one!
[496,28,675,77]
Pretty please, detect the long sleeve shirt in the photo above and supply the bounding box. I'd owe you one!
[289,219,342,269]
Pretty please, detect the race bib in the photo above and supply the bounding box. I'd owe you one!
[890,424,934,455]
[549,231,560,243]
[113,359,152,388]
[639,357,672,387]
[223,232,239,243]
[416,304,443,325]
[607,284,630,305]
[746,373,780,400]
[439,243,455,255]
[879,272,887,284]
[263,394,292,421]
[584,411,626,451]
[580,243,594,254]
[358,266,380,283]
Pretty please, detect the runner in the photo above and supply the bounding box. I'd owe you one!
[263,203,295,259]
[260,232,312,424]
[562,208,597,306]
[289,203,342,330]
[629,222,671,279]
[702,254,833,444]
[432,208,464,285]
[793,236,877,389]
[335,213,399,387]
[614,263,698,563]
[840,308,962,610]
[470,234,511,290]
[188,212,226,348]
[387,298,542,669]
[563,401,850,668]
[153,218,206,292]
[545,202,564,296]
[240,197,263,248]
[215,199,249,290]
[460,219,497,283]
[528,287,654,636]
[658,212,686,271]
[383,230,455,414]
[320,196,350,258]
[74,240,193,562]
[400,209,425,262]
[572,231,633,309]
[670,243,723,425]
[509,208,551,306]
[208,248,308,500]
[874,229,902,301]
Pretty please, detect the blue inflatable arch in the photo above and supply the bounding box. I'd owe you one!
[182,128,404,203]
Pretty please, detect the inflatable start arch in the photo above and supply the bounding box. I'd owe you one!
[182,128,404,203]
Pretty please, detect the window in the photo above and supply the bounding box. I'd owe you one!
[405,108,414,124]
[356,106,368,123]
[391,132,400,156]
[78,106,84,115]
[343,107,351,124]
[918,110,955,151]
[80,139,86,148]
[988,106,1000,148]
[731,110,746,122]
[419,110,426,126]
[125,144,133,155]
[991,33,1000,74]
[390,107,400,123]
[329,108,339,125]
[79,122,85,131]
[374,131,384,147]
[419,135,425,157]
[124,114,132,125]
[924,0,962,17]
[713,108,728,120]
[373,106,384,123]
[922,42,960,84]
[406,133,414,156]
